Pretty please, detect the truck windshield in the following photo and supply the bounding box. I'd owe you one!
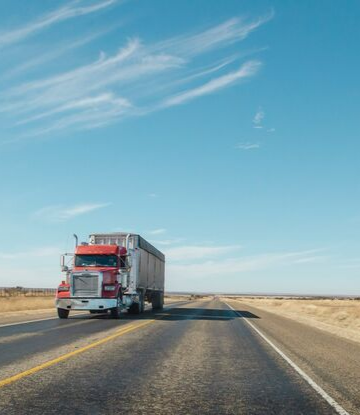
[74,255,118,267]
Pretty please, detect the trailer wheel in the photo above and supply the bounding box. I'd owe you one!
[57,308,69,319]
[152,292,164,311]
[111,297,121,319]
[158,292,164,310]
[139,292,145,313]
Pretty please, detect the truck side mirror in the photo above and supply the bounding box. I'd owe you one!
[60,255,68,272]
[126,255,132,268]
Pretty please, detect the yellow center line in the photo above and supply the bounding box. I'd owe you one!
[0,318,156,389]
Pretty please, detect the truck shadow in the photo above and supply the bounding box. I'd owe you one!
[92,307,260,322]
[152,308,260,321]
[82,304,260,322]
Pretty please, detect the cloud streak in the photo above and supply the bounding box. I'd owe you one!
[148,228,167,235]
[0,0,117,48]
[0,247,60,260]
[162,61,261,107]
[253,107,265,129]
[0,13,272,140]
[149,238,185,246]
[165,245,242,261]
[34,203,110,222]
[235,142,260,150]
[3,29,114,80]
[167,249,326,279]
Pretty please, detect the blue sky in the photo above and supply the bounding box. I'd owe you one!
[0,0,359,294]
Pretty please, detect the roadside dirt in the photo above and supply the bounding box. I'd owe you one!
[227,297,360,344]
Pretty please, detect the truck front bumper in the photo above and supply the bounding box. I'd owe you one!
[56,298,117,311]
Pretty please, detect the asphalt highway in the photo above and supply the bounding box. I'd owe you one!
[0,299,358,414]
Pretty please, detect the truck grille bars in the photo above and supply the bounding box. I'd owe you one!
[71,272,101,297]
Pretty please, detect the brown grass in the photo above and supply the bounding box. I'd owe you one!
[0,296,55,313]
[0,295,189,313]
[227,297,360,343]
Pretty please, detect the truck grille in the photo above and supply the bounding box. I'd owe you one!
[72,273,100,297]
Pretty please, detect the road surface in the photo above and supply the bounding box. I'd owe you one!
[0,299,358,414]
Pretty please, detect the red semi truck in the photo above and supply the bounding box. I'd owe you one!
[56,233,165,319]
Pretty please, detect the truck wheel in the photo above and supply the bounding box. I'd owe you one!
[152,292,164,310]
[128,302,140,314]
[139,292,145,313]
[128,292,144,315]
[111,297,121,319]
[158,292,164,310]
[57,308,69,319]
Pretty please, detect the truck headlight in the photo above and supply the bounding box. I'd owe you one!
[104,285,116,291]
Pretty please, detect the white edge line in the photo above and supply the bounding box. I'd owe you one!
[225,302,350,415]
[0,313,86,329]
[0,300,189,329]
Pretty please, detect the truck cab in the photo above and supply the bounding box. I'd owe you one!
[56,233,165,319]
[56,244,129,318]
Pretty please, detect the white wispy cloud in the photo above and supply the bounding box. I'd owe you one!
[4,39,143,110]
[3,29,114,80]
[34,203,110,222]
[0,0,117,48]
[155,13,273,58]
[0,14,272,140]
[292,256,327,264]
[162,60,261,107]
[17,93,131,125]
[267,128,275,133]
[253,107,265,129]
[167,249,326,279]
[165,245,242,261]
[0,247,60,260]
[148,228,167,235]
[235,142,260,150]
[149,238,185,246]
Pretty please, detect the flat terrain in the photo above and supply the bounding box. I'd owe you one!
[0,295,189,315]
[0,296,55,313]
[0,299,359,414]
[227,297,360,343]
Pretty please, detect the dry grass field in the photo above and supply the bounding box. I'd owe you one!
[0,294,189,314]
[228,297,360,343]
[164,295,200,303]
[0,296,55,313]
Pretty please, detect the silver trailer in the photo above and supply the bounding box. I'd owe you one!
[89,233,165,311]
[56,232,165,318]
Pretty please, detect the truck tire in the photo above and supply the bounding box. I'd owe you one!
[111,297,121,319]
[128,292,144,315]
[159,292,164,310]
[57,308,69,319]
[139,292,145,313]
[152,292,164,310]
[128,302,140,314]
